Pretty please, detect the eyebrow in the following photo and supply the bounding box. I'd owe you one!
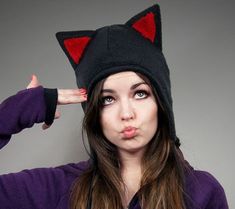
[101,81,148,94]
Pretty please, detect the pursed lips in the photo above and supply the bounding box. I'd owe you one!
[121,126,137,139]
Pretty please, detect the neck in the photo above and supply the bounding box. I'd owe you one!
[118,149,144,207]
[118,149,145,172]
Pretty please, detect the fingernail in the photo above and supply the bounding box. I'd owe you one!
[80,88,87,94]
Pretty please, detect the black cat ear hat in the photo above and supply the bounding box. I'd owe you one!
[56,4,180,147]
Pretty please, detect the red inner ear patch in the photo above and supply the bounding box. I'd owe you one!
[132,12,156,43]
[64,37,91,64]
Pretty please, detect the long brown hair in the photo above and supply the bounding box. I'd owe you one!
[70,71,189,209]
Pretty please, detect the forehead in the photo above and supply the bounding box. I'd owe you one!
[103,71,144,85]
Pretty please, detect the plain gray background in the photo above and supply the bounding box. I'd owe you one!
[0,0,234,207]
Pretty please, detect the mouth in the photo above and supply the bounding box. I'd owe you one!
[122,127,137,139]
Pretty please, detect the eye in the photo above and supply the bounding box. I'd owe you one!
[101,96,114,106]
[135,90,149,99]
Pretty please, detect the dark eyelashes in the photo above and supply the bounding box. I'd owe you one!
[136,90,150,97]
[100,90,150,106]
[101,96,112,104]
[99,96,112,106]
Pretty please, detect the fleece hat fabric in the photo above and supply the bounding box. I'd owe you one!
[56,4,180,147]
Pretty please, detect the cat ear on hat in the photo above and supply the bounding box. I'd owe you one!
[56,30,95,70]
[56,4,162,70]
[125,4,162,51]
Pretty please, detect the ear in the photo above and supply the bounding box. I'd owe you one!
[125,4,162,51]
[56,30,95,70]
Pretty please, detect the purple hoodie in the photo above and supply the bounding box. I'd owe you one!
[0,86,229,209]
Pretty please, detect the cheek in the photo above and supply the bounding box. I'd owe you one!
[139,102,158,134]
[100,109,116,132]
[140,101,158,121]
[151,105,158,125]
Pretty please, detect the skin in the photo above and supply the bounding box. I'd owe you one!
[99,71,158,205]
[26,74,87,130]
[28,72,158,206]
[100,71,158,159]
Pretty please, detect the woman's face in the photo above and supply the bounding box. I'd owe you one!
[99,71,158,155]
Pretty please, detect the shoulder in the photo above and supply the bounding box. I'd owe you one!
[0,159,90,186]
[0,160,91,208]
[54,159,91,177]
[186,168,222,190]
[184,165,229,209]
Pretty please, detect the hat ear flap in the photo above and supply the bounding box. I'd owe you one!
[125,4,162,51]
[56,30,95,70]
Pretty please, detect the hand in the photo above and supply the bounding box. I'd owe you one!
[26,74,87,130]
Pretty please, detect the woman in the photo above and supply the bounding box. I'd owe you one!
[0,4,228,209]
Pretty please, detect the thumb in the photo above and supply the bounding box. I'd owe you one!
[27,74,40,89]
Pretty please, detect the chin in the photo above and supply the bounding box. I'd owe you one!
[119,144,148,154]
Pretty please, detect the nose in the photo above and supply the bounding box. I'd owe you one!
[120,99,135,121]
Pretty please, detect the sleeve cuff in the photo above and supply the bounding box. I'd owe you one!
[43,88,58,126]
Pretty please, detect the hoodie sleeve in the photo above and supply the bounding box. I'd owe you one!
[0,164,77,209]
[0,87,76,208]
[0,161,89,209]
[0,86,57,149]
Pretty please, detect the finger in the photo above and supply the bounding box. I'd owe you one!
[54,110,61,119]
[58,89,87,105]
[42,123,51,130]
[41,112,59,130]
[27,74,40,89]
[58,95,87,105]
[58,89,87,96]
